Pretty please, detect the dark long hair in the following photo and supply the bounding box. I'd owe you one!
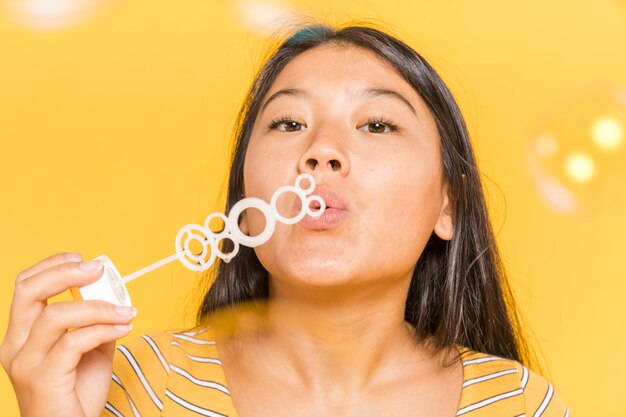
[196,22,532,365]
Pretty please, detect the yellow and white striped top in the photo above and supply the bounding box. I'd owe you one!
[103,327,570,416]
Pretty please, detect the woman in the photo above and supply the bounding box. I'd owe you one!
[1,23,569,416]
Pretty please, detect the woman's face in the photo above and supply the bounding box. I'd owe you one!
[241,44,452,289]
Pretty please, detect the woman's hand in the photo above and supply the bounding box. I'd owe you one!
[0,253,137,417]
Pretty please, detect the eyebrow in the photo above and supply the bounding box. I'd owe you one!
[260,87,417,116]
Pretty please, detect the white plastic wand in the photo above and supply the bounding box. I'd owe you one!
[71,174,325,307]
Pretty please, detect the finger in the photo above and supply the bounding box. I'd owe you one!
[18,301,136,368]
[95,339,116,360]
[15,252,83,284]
[12,260,104,315]
[40,324,132,381]
[4,260,105,359]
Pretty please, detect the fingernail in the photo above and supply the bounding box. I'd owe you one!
[79,260,102,272]
[66,253,83,262]
[114,324,132,333]
[116,306,137,317]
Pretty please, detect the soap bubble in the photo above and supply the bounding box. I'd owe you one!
[2,0,118,31]
[526,87,626,215]
[235,0,303,35]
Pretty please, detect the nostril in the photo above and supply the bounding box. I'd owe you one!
[306,159,318,170]
[330,160,340,171]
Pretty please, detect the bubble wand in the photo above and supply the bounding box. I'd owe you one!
[71,174,325,307]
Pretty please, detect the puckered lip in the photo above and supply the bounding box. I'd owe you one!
[292,185,349,213]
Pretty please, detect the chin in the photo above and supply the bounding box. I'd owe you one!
[299,267,350,286]
[261,253,353,288]
[257,237,362,287]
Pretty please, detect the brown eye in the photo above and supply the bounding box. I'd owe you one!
[269,118,304,132]
[282,121,303,132]
[363,116,400,134]
[368,122,387,134]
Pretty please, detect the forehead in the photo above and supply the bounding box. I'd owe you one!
[266,44,424,108]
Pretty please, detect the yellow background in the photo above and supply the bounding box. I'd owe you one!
[1,0,625,416]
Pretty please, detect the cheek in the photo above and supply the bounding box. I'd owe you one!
[367,192,436,256]
[362,158,443,261]
[241,143,289,225]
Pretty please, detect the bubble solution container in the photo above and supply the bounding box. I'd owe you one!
[70,255,132,307]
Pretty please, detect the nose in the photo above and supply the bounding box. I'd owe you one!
[297,135,350,177]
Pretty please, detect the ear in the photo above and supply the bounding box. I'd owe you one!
[433,183,454,241]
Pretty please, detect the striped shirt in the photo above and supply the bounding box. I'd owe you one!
[103,327,570,416]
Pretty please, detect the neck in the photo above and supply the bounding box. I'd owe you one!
[218,274,438,401]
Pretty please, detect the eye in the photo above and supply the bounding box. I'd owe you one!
[268,117,305,132]
[363,116,400,134]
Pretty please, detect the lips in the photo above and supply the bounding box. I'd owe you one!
[293,185,350,230]
[293,185,348,212]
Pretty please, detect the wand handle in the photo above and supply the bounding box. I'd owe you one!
[122,253,179,284]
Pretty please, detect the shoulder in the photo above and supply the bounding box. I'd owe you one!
[456,347,570,416]
[106,326,234,417]
[112,326,222,380]
[115,325,218,358]
[517,364,571,417]
[106,329,178,416]
[114,329,175,372]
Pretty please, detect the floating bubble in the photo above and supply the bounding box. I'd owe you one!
[2,0,118,31]
[235,0,302,35]
[591,116,623,151]
[526,87,626,215]
[564,153,595,184]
